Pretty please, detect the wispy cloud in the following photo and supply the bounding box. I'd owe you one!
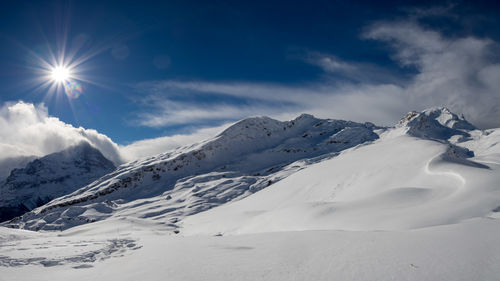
[120,123,231,161]
[132,13,500,129]
[364,20,500,128]
[302,52,406,85]
[129,86,302,128]
[135,100,289,128]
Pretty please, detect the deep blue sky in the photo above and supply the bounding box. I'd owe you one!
[1,0,499,144]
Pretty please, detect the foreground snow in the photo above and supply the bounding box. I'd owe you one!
[1,216,500,281]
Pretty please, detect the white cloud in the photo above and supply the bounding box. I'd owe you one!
[133,96,297,128]
[133,19,500,129]
[364,21,500,128]
[136,80,322,103]
[0,101,124,168]
[133,80,410,128]
[302,52,404,85]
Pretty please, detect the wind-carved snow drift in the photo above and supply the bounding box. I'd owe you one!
[4,114,379,231]
[0,142,115,222]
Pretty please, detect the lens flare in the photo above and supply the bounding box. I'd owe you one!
[21,9,116,121]
[63,80,83,99]
[24,19,112,104]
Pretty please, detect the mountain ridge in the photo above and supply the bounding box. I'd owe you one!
[4,107,496,233]
[5,113,382,230]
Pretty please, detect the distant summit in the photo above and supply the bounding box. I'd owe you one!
[0,142,115,222]
[398,107,476,139]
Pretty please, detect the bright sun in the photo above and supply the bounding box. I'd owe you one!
[51,66,70,83]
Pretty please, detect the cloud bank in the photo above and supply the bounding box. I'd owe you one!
[364,21,500,128]
[0,102,123,166]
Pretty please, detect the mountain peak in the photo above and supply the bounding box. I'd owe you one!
[46,141,103,160]
[218,114,321,139]
[0,142,116,222]
[398,107,476,140]
[294,113,317,121]
[421,107,476,130]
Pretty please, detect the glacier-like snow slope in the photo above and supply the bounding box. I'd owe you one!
[0,142,116,222]
[4,114,379,231]
[182,107,500,234]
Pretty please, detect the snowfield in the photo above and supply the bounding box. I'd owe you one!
[1,217,500,281]
[1,108,500,280]
[182,133,500,234]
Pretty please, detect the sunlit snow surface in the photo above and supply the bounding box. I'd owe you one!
[1,108,500,280]
[182,133,500,233]
[1,217,499,281]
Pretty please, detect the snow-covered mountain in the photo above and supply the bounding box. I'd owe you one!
[4,114,380,230]
[398,107,476,139]
[3,107,500,234]
[0,142,116,222]
[183,108,500,234]
[182,112,500,235]
[2,107,500,281]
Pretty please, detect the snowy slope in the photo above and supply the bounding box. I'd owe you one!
[182,107,500,234]
[0,142,116,222]
[4,114,379,231]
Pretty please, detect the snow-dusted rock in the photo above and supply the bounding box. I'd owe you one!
[0,142,115,222]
